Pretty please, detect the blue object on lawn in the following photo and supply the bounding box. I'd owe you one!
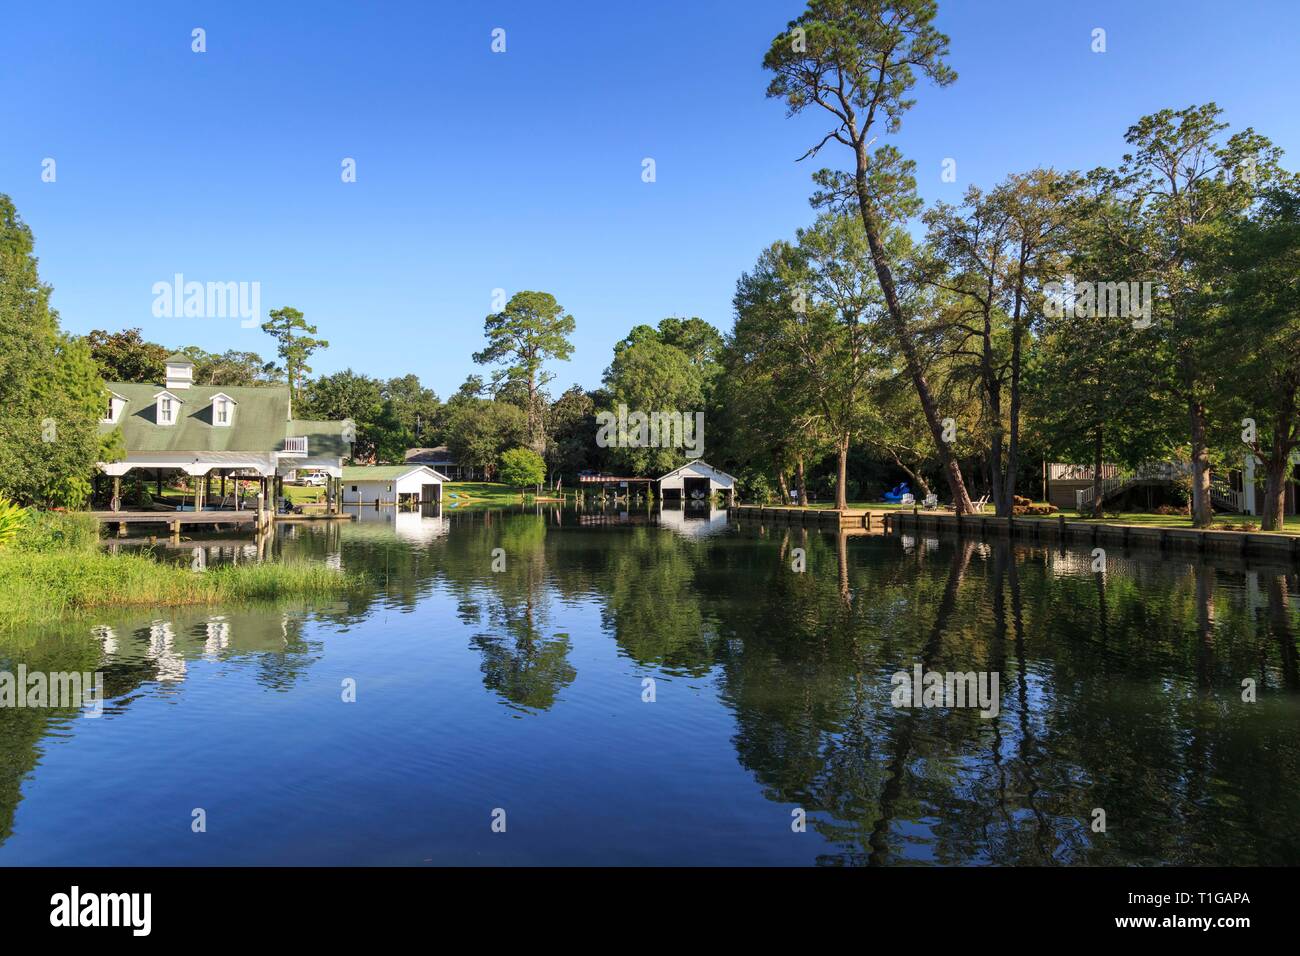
[881,482,911,503]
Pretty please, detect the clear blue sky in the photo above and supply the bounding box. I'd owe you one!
[3,0,1296,397]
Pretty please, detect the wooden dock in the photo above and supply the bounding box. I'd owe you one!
[93,509,264,539]
[729,504,882,532]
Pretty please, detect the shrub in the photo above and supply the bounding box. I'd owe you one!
[13,509,100,553]
[0,495,28,548]
[498,447,546,490]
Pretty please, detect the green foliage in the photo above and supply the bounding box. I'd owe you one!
[446,400,527,480]
[182,346,280,386]
[598,318,722,477]
[0,194,106,508]
[85,328,168,382]
[545,385,600,483]
[0,496,27,548]
[0,551,365,631]
[299,369,384,461]
[262,306,328,404]
[498,447,546,489]
[474,291,575,451]
[11,508,99,553]
[382,374,442,447]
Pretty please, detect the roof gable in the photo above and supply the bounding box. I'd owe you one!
[342,465,447,482]
[658,460,736,485]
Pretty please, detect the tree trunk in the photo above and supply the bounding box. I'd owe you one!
[795,459,808,506]
[1261,460,1286,531]
[1260,408,1297,532]
[776,469,790,504]
[1091,428,1104,519]
[852,167,973,515]
[1188,399,1213,528]
[835,432,850,510]
[1004,258,1027,515]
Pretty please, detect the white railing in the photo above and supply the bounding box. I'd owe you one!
[1049,462,1120,481]
[1074,461,1194,511]
[1076,474,1128,511]
[1073,461,1244,513]
[282,437,308,456]
[1210,480,1244,513]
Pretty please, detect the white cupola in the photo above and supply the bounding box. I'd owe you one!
[163,352,194,390]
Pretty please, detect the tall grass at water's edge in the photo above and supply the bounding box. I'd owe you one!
[0,509,367,631]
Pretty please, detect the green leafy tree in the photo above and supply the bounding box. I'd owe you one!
[85,328,168,383]
[182,347,280,386]
[1218,183,1300,529]
[382,374,442,448]
[1092,103,1283,525]
[602,334,703,476]
[446,400,528,481]
[763,0,975,513]
[261,306,328,406]
[499,446,546,491]
[0,194,105,507]
[545,385,600,484]
[919,170,1083,515]
[473,291,575,453]
[298,369,385,461]
[728,214,888,509]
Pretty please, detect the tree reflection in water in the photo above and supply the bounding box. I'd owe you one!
[3,510,1299,865]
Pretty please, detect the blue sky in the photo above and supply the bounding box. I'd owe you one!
[2,0,1297,397]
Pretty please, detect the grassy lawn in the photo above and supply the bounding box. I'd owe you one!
[1011,510,1300,534]
[441,482,560,507]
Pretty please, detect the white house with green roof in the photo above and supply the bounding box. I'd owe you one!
[340,464,448,506]
[97,353,352,511]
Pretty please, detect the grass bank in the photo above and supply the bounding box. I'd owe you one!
[442,482,555,507]
[0,509,367,631]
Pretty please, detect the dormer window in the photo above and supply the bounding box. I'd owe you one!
[210,393,237,427]
[101,391,127,425]
[154,389,183,426]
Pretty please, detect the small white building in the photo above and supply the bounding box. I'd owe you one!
[657,460,736,505]
[340,465,447,506]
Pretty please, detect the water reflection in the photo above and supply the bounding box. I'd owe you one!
[1,508,1298,865]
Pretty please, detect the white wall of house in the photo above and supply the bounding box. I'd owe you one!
[341,469,442,505]
[658,461,736,499]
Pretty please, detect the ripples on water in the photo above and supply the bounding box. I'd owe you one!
[1,504,1298,865]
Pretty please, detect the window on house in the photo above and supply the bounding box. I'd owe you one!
[351,485,357,492]
[215,399,229,424]
[105,398,113,421]
[160,398,173,423]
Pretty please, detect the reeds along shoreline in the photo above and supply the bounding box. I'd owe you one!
[0,510,364,631]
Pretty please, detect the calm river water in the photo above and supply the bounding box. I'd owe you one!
[2,504,1298,865]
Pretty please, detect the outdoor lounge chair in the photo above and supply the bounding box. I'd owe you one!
[943,493,989,514]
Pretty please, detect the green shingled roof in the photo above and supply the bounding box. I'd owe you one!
[341,465,437,481]
[163,352,194,365]
[99,381,350,457]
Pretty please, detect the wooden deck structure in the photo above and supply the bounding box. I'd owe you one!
[729,504,881,532]
[93,509,266,541]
